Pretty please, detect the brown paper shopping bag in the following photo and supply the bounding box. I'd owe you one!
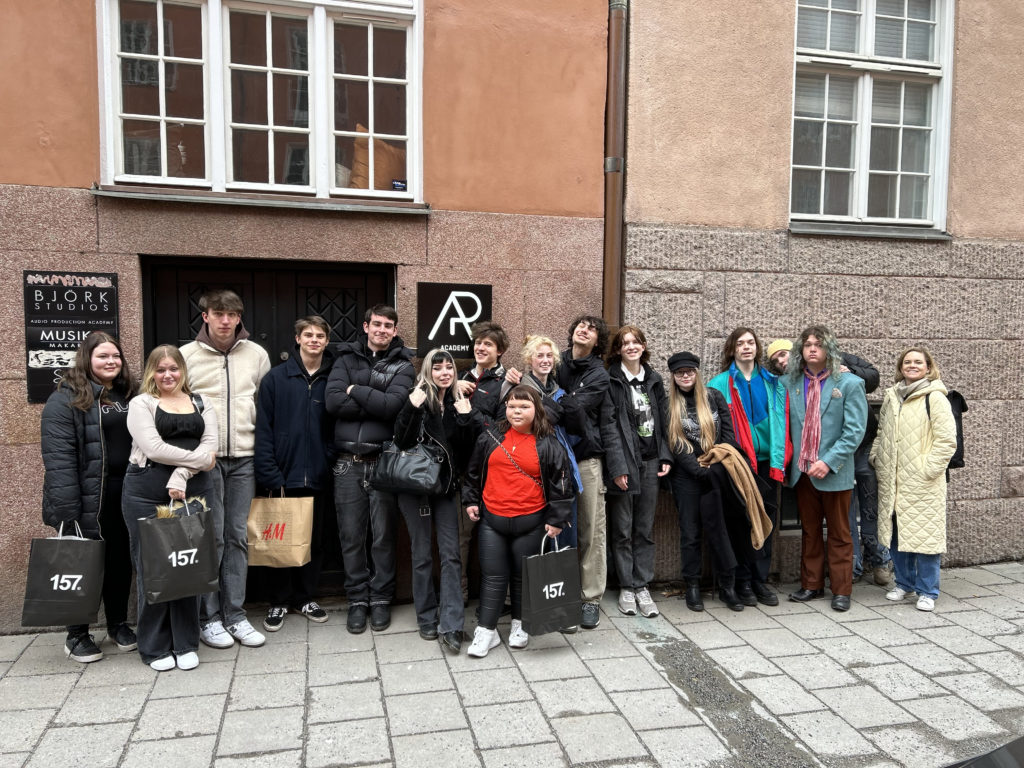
[246,494,313,568]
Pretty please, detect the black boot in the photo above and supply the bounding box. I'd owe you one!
[684,581,704,612]
[718,577,744,612]
[735,581,758,607]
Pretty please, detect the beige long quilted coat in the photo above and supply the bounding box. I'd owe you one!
[871,379,957,554]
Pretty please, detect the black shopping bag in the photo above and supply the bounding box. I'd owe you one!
[520,534,582,636]
[22,523,105,627]
[138,501,218,604]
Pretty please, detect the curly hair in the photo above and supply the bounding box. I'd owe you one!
[62,331,136,411]
[606,325,650,366]
[786,324,844,382]
[520,335,561,372]
[719,327,763,373]
[567,315,609,359]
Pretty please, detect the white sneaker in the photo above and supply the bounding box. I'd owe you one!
[149,654,175,672]
[636,588,660,618]
[228,619,266,648]
[885,587,915,602]
[200,620,235,649]
[508,619,529,649]
[618,589,637,616]
[175,651,199,670]
[916,595,936,612]
[467,626,501,658]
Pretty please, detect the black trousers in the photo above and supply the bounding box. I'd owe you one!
[258,487,329,608]
[671,464,740,583]
[477,507,545,629]
[734,459,777,585]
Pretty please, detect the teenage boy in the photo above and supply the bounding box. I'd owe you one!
[557,315,627,629]
[254,316,335,631]
[325,304,415,634]
[182,289,271,649]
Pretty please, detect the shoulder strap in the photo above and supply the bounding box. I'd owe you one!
[924,392,931,420]
[191,393,204,413]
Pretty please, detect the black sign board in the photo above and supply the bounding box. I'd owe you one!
[416,283,492,358]
[25,271,119,403]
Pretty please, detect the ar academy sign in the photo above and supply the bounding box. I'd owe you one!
[416,283,492,357]
[24,271,119,403]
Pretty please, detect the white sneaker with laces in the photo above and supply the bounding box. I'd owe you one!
[508,619,529,649]
[618,589,637,616]
[885,586,915,602]
[467,626,500,658]
[200,620,235,649]
[636,588,660,618]
[175,651,199,670]
[916,595,935,612]
[228,619,266,648]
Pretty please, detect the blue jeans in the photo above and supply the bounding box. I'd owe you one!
[849,446,889,577]
[333,456,398,606]
[201,456,254,627]
[891,518,940,599]
[608,458,659,590]
[398,493,463,634]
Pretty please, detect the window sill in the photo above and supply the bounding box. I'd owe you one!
[91,185,430,215]
[788,221,951,241]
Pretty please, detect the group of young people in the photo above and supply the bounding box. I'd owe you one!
[39,290,957,669]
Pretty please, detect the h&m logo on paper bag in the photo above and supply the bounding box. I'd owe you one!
[416,283,492,358]
[261,523,287,541]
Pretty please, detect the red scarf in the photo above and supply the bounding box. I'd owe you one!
[798,369,829,473]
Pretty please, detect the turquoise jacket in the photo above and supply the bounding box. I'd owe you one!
[708,365,789,481]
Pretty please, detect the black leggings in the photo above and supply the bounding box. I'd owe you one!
[477,507,545,629]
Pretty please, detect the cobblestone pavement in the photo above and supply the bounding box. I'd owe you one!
[4,563,1024,767]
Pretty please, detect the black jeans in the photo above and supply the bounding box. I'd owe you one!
[477,507,546,629]
[398,493,463,634]
[734,460,777,585]
[258,487,329,607]
[671,465,739,583]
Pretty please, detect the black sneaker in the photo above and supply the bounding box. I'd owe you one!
[109,623,137,651]
[369,603,391,632]
[65,633,103,663]
[581,602,601,629]
[299,602,328,623]
[264,606,288,632]
[347,603,368,634]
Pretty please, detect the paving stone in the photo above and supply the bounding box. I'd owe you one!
[228,670,306,710]
[133,693,227,740]
[701,606,781,631]
[957,568,1013,586]
[121,735,216,768]
[756,597,818,616]
[0,755,29,768]
[941,577,999,599]
[481,742,567,768]
[968,651,1024,686]
[886,642,976,674]
[806,598,883,623]
[233,642,306,676]
[532,676,615,718]
[677,622,744,650]
[566,628,642,660]
[513,646,590,682]
[982,563,1024,579]
[809,635,896,666]
[392,729,481,768]
[308,680,384,723]
[380,659,453,696]
[944,609,1019,636]
[307,622,375,654]
[443,638,514,672]
[902,695,1007,739]
[253,613,308,644]
[741,675,826,715]
[373,630,446,665]
[213,752,303,768]
[0,662,10,679]
[706,645,781,679]
[852,663,946,700]
[917,626,1002,654]
[871,603,954,629]
[844,617,924,646]
[55,682,149,724]
[611,687,702,730]
[452,666,532,707]
[3,644,78,677]
[512,628,571,651]
[550,713,648,764]
[76,653,158,687]
[782,711,877,757]
[308,649,378,686]
[995,633,1024,655]
[196,641,240,664]
[657,597,717,625]
[640,726,732,768]
[737,628,818,657]
[773,654,859,689]
[216,705,304,756]
[0,709,55,752]
[307,719,390,768]
[467,700,554,749]
[386,689,468,736]
[991,582,1024,601]
[936,672,1024,711]
[774,612,852,639]
[587,655,668,693]
[962,596,1024,621]
[150,659,234,699]
[813,684,917,728]
[0,673,77,710]
[0,635,34,662]
[866,725,958,768]
[24,722,133,768]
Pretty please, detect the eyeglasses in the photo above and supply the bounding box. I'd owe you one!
[673,369,697,377]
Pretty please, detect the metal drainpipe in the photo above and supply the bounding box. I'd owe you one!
[603,0,628,327]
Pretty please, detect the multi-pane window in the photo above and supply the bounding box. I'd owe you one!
[791,0,950,226]
[103,0,419,200]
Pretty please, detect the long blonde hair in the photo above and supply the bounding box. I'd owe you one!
[140,345,192,398]
[667,372,717,455]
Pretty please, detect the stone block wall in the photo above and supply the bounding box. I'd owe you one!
[627,223,1024,582]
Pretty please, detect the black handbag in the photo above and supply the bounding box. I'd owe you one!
[520,533,582,636]
[138,499,219,604]
[22,522,105,627]
[370,425,447,496]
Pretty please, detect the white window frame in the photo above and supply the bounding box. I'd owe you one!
[97,0,423,202]
[790,0,954,230]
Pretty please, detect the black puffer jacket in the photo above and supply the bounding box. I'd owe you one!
[461,364,508,434]
[606,363,672,495]
[325,335,415,455]
[842,351,880,448]
[462,427,575,529]
[40,382,110,538]
[556,351,627,478]
[393,388,475,496]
